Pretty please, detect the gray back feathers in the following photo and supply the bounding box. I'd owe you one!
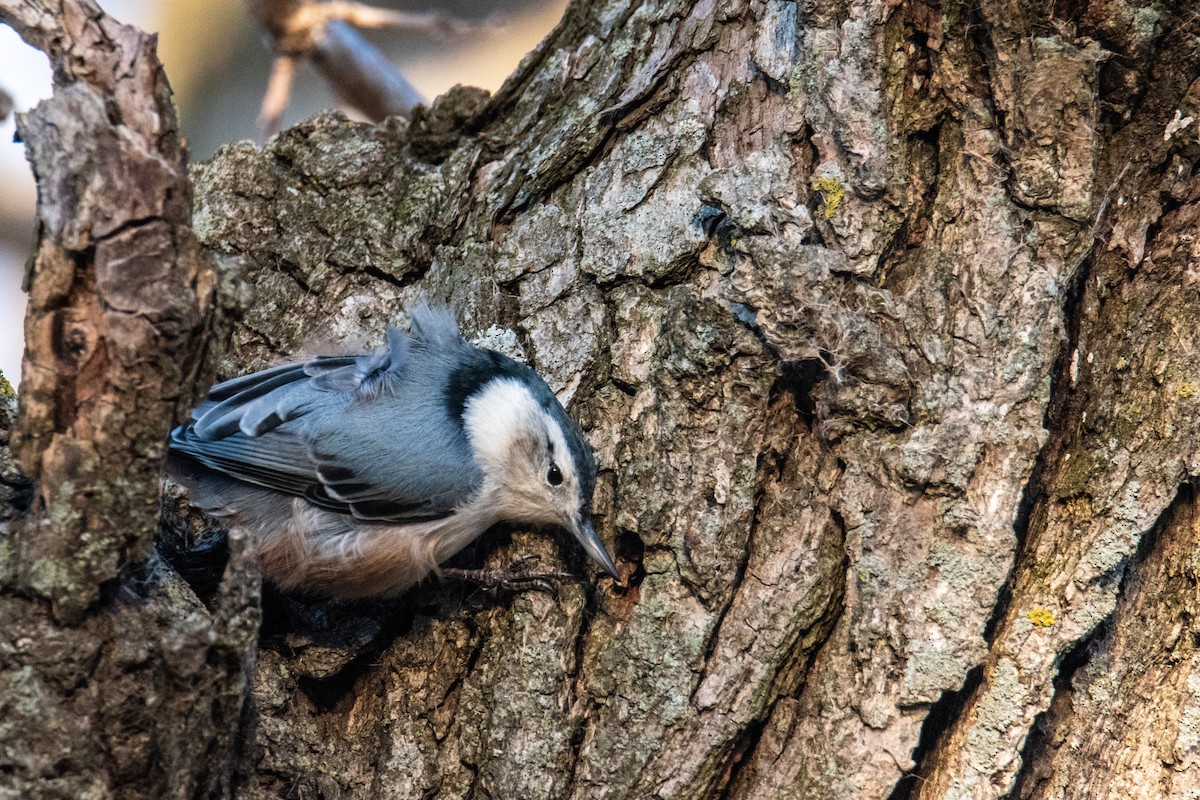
[171,305,483,522]
[168,304,596,524]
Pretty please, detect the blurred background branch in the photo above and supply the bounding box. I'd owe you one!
[247,0,500,133]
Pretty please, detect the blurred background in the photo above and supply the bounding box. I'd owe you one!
[0,0,567,386]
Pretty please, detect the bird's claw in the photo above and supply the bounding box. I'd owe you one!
[441,555,579,597]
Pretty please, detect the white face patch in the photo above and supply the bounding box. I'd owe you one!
[462,378,542,470]
[461,377,576,495]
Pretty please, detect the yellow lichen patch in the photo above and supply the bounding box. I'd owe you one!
[1120,404,1143,431]
[811,176,845,219]
[1027,608,1056,628]
[0,371,13,398]
[1179,382,1197,398]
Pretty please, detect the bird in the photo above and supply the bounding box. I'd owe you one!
[166,304,619,599]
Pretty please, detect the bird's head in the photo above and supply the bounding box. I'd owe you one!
[461,375,618,580]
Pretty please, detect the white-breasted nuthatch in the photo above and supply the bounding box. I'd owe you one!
[167,305,619,598]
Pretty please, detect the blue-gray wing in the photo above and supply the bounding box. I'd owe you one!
[168,315,483,522]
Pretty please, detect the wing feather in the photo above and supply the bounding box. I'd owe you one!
[169,426,315,497]
[168,308,484,524]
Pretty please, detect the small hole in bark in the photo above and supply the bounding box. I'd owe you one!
[776,358,827,425]
[616,529,644,563]
[52,319,93,366]
[615,530,646,588]
[66,328,88,355]
[298,664,371,714]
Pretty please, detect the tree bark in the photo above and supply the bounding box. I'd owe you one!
[0,1,258,798]
[4,0,1200,798]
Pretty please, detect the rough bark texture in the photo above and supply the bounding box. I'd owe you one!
[4,0,1200,798]
[0,1,256,797]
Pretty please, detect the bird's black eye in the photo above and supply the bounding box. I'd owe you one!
[547,463,563,486]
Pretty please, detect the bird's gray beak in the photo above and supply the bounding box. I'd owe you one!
[569,516,620,579]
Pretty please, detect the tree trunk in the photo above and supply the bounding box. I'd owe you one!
[4,0,1200,798]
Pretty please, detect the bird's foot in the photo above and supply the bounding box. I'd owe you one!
[440,555,578,596]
